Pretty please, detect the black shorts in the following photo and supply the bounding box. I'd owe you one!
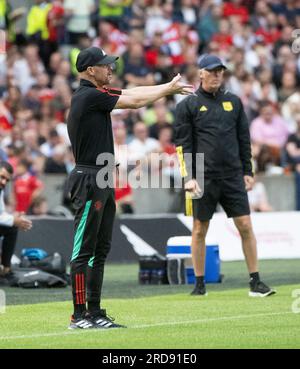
[192,175,250,221]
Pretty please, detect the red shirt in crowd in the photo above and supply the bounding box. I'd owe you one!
[115,184,132,202]
[47,1,64,42]
[211,33,233,49]
[255,28,282,45]
[14,173,43,212]
[223,2,249,23]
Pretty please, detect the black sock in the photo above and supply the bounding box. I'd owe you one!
[195,276,205,285]
[74,304,86,319]
[88,302,101,314]
[249,272,260,284]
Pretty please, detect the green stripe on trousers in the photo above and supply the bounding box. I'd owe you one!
[71,200,92,262]
[88,256,95,267]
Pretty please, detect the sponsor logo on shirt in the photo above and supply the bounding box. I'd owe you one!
[222,102,233,111]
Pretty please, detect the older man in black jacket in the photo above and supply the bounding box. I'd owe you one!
[174,55,276,298]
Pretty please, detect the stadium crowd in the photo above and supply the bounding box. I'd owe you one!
[0,0,300,214]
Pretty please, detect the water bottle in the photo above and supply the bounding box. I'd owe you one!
[139,269,151,285]
[150,269,159,285]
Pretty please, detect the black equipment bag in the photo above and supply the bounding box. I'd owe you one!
[10,268,67,288]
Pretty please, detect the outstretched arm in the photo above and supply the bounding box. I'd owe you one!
[115,74,194,109]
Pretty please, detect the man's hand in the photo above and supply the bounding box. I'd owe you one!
[13,214,32,231]
[184,179,202,198]
[244,175,254,191]
[169,74,195,95]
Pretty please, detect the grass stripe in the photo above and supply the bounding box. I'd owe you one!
[0,311,293,341]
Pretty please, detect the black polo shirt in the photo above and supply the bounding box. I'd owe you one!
[67,79,121,166]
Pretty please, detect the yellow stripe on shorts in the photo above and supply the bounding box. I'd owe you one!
[176,146,188,178]
[185,191,193,216]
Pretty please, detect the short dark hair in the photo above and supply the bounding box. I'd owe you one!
[0,161,14,175]
[18,159,30,170]
[259,100,273,111]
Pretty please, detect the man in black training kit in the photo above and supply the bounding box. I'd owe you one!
[0,161,32,285]
[174,55,276,298]
[67,47,194,329]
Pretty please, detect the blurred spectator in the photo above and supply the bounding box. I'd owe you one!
[149,106,173,140]
[250,101,289,170]
[158,125,181,188]
[26,0,56,66]
[13,159,44,213]
[12,44,45,95]
[145,0,173,38]
[128,121,160,163]
[44,144,68,174]
[162,20,199,66]
[278,71,297,103]
[27,195,49,216]
[223,0,249,24]
[123,42,155,87]
[23,129,42,159]
[40,129,62,157]
[211,19,233,52]
[98,0,126,30]
[281,89,300,133]
[115,178,134,214]
[26,1,52,42]
[0,95,13,131]
[250,0,271,31]
[114,120,131,168]
[46,0,64,46]
[145,30,170,68]
[285,114,300,210]
[248,176,273,212]
[64,0,95,45]
[113,119,134,214]
[143,97,173,129]
[0,0,10,30]
[197,4,221,46]
[93,20,128,56]
[176,0,197,27]
[233,22,256,51]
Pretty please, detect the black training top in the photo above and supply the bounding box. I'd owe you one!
[174,86,253,180]
[67,79,121,166]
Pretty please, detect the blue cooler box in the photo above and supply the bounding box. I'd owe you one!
[167,236,221,284]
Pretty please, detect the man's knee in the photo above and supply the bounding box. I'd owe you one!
[234,217,253,238]
[192,220,209,240]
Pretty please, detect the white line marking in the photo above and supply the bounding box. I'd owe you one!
[120,224,158,256]
[0,311,295,341]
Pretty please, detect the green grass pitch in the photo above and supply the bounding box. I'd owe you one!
[0,260,299,349]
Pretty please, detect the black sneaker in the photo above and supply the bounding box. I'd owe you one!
[249,280,276,297]
[89,309,126,329]
[190,284,208,296]
[68,313,95,330]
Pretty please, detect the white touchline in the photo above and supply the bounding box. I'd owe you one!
[0,311,294,341]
